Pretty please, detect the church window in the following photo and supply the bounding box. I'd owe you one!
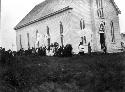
[27,33,30,49]
[99,21,105,33]
[36,30,40,48]
[47,26,50,48]
[80,36,87,45]
[111,21,115,42]
[80,19,85,30]
[81,37,83,44]
[36,30,38,40]
[80,20,82,30]
[84,36,87,44]
[19,34,22,49]
[97,8,104,18]
[60,21,63,34]
[38,41,39,48]
[96,0,104,18]
[96,0,103,8]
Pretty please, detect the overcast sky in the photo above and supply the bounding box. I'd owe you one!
[0,0,125,50]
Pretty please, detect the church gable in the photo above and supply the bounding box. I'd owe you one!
[110,0,121,14]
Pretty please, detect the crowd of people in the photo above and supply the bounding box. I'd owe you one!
[121,42,125,50]
[1,41,117,64]
[0,42,73,60]
[0,41,109,61]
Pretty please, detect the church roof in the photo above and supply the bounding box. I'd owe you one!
[14,0,73,30]
[14,1,49,30]
[14,0,121,30]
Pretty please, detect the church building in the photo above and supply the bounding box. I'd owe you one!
[14,0,122,53]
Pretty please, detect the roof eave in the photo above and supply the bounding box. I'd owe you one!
[111,0,121,15]
[14,6,73,30]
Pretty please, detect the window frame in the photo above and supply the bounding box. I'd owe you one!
[47,26,51,48]
[80,19,85,30]
[19,34,22,49]
[110,21,115,43]
[96,0,104,19]
[99,21,105,33]
[27,33,30,49]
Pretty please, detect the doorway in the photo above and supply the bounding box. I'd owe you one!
[100,33,105,49]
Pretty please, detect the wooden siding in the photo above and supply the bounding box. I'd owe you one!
[92,0,121,52]
[16,0,121,53]
[16,10,72,51]
[104,0,121,52]
[69,0,92,53]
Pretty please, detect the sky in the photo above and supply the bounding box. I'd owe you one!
[1,0,44,50]
[0,0,125,50]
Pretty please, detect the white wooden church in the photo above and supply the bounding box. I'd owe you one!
[14,0,122,53]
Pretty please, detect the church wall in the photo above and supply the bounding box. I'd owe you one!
[16,0,73,51]
[92,0,121,53]
[69,0,93,53]
[16,0,121,53]
[16,10,72,51]
[16,31,21,50]
[16,27,31,50]
[103,0,121,52]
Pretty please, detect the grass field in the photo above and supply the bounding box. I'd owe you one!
[0,52,125,92]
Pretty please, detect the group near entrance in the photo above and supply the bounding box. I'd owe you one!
[14,0,123,55]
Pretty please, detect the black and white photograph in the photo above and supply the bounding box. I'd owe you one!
[0,0,125,92]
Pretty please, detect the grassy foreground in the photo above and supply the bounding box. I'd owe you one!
[0,53,125,92]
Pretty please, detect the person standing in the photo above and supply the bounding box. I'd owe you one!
[103,45,107,54]
[78,42,84,55]
[88,42,91,55]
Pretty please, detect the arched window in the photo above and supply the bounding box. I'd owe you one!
[36,30,38,40]
[27,33,30,49]
[80,19,85,30]
[36,30,40,48]
[97,8,104,18]
[80,36,86,45]
[81,37,83,45]
[19,34,22,49]
[96,0,104,18]
[47,26,50,36]
[111,21,115,42]
[60,21,63,34]
[47,26,50,49]
[96,0,103,8]
[99,21,105,33]
[84,36,87,45]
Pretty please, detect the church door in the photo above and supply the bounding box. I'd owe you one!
[99,21,106,49]
[100,33,105,49]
